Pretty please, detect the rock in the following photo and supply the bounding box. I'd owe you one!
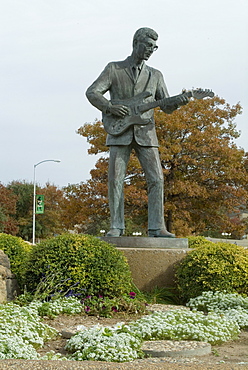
[0,250,10,269]
[0,250,20,303]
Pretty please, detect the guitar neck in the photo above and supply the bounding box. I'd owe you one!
[138,91,193,114]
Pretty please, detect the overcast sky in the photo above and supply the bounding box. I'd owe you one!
[1,0,248,188]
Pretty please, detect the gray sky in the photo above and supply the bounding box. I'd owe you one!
[1,0,248,188]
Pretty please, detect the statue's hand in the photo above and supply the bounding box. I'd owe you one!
[108,104,129,117]
[177,94,189,106]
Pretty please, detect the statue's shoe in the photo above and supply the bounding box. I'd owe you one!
[148,229,175,238]
[106,228,123,237]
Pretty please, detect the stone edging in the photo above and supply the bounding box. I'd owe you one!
[142,340,211,358]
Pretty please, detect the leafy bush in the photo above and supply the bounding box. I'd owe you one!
[187,235,213,248]
[0,233,32,289]
[24,233,133,298]
[176,241,248,301]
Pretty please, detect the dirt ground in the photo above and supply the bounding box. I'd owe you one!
[38,309,248,366]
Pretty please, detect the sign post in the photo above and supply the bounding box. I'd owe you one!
[36,194,44,214]
[32,159,60,244]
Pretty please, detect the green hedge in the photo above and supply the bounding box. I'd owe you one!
[25,233,133,298]
[176,240,248,301]
[0,233,32,289]
[187,235,212,248]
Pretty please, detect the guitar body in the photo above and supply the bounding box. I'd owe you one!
[103,89,214,136]
[103,92,152,136]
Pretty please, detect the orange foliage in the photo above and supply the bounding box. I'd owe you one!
[0,184,18,235]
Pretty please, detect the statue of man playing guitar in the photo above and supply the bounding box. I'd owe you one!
[86,27,213,237]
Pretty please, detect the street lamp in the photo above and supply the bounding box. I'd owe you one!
[32,159,61,244]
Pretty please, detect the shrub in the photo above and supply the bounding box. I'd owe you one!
[0,233,32,289]
[187,235,213,248]
[176,241,248,301]
[24,233,133,298]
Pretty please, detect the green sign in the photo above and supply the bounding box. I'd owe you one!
[36,194,44,214]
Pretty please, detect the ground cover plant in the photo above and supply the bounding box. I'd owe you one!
[0,302,58,359]
[65,324,144,362]
[1,291,247,362]
[127,309,240,345]
[187,290,248,329]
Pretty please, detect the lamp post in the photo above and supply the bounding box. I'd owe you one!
[32,159,61,244]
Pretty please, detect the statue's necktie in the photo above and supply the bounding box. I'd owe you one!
[132,66,138,80]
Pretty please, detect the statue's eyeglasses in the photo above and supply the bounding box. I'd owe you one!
[141,42,158,51]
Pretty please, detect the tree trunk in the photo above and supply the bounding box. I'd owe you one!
[166,210,173,232]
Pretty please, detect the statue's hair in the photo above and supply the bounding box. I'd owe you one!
[133,27,158,46]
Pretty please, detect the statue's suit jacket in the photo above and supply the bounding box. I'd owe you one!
[86,56,173,147]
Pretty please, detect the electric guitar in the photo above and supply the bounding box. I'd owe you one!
[103,89,215,136]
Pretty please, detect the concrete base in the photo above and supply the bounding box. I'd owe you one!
[101,236,188,249]
[100,236,189,291]
[119,248,189,291]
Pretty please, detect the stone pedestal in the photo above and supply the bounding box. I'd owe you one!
[101,236,188,249]
[100,237,189,291]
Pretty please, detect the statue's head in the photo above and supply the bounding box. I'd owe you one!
[132,27,158,61]
[133,27,158,46]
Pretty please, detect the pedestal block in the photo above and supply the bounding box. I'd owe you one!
[100,237,189,291]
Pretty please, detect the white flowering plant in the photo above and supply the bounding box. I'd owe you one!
[128,309,240,345]
[65,323,144,362]
[187,291,248,328]
[0,334,39,360]
[0,302,58,360]
[0,291,247,362]
[29,296,84,318]
[64,307,240,362]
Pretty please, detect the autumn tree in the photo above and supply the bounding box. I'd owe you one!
[7,181,65,240]
[35,183,65,239]
[155,97,248,236]
[0,184,18,235]
[76,96,248,237]
[7,181,34,240]
[61,158,110,234]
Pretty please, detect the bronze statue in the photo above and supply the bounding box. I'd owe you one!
[86,27,212,237]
